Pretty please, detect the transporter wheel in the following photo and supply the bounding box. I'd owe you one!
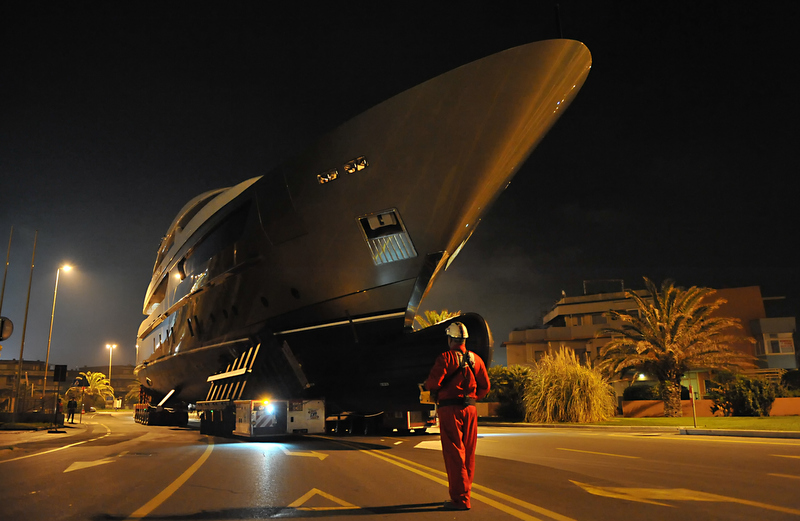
[211,411,222,436]
[362,414,382,436]
[330,414,353,435]
[222,409,235,436]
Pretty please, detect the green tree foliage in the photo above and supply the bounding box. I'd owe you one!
[414,309,461,329]
[524,348,616,423]
[596,278,755,417]
[782,369,800,391]
[708,372,777,417]
[125,382,142,406]
[486,365,533,420]
[64,371,115,407]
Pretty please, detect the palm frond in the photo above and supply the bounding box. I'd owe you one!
[413,309,461,329]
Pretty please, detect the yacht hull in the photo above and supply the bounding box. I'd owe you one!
[135,39,592,412]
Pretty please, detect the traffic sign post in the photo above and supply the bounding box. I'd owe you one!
[53,365,67,383]
[48,379,64,433]
[689,385,698,428]
[50,365,68,430]
[0,316,12,341]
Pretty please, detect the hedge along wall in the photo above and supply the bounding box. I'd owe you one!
[622,397,800,418]
[476,402,500,417]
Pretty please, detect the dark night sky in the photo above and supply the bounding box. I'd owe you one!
[1,2,797,369]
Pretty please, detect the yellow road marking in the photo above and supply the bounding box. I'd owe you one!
[330,439,576,521]
[0,428,112,464]
[557,448,639,459]
[289,488,357,510]
[769,473,800,480]
[1,439,91,463]
[571,481,670,507]
[124,439,214,519]
[572,480,800,515]
[772,454,800,459]
[362,449,548,520]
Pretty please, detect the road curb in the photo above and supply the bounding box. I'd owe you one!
[679,428,800,439]
[480,421,679,432]
[479,421,800,439]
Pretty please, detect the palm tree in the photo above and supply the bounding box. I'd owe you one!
[65,371,115,406]
[414,309,461,329]
[125,381,142,406]
[595,278,755,417]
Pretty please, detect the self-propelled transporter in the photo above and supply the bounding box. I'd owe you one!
[134,39,591,435]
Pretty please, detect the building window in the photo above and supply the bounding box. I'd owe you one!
[527,347,546,363]
[573,315,583,326]
[764,333,795,355]
[573,348,588,364]
[591,313,607,325]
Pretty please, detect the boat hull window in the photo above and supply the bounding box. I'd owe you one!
[184,203,250,279]
[358,209,417,265]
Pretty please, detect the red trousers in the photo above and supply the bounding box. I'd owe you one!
[438,404,478,508]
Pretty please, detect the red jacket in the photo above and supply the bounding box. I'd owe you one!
[425,345,490,402]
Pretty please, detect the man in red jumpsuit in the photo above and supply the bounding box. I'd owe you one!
[425,321,490,511]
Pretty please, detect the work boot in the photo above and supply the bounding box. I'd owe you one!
[442,501,469,511]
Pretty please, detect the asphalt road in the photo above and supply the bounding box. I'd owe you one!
[1,412,799,520]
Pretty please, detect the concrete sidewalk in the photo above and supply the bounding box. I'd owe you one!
[0,421,88,448]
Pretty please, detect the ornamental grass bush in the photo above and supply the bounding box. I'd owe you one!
[524,348,616,423]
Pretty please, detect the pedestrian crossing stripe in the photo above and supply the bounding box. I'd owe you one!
[288,488,357,511]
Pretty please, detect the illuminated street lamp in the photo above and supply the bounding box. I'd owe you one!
[106,343,117,386]
[106,343,117,409]
[43,264,72,402]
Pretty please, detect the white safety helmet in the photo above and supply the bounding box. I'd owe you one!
[445,322,469,339]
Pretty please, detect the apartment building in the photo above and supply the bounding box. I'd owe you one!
[504,283,797,399]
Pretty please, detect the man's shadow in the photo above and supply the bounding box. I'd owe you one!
[98,502,445,519]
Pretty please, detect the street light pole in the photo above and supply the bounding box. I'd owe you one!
[106,343,116,407]
[0,226,12,318]
[13,231,37,422]
[43,265,71,406]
